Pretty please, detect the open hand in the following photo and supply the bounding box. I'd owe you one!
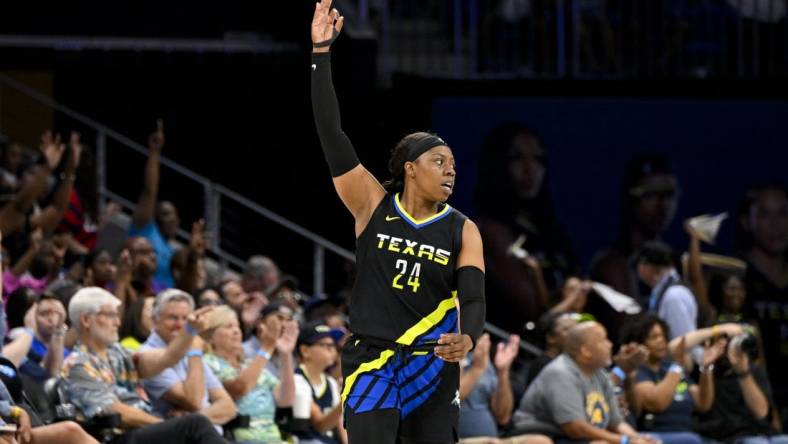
[311,0,344,50]
[615,342,648,375]
[494,334,520,372]
[276,320,299,354]
[186,306,215,335]
[40,130,66,170]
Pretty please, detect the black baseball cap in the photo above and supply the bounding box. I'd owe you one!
[297,322,345,346]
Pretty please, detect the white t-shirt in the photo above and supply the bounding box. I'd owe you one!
[292,370,340,419]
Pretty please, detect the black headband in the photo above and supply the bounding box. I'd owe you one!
[406,135,446,162]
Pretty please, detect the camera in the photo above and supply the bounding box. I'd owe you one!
[728,332,758,360]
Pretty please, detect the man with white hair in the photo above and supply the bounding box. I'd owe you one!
[141,289,236,434]
[61,286,228,443]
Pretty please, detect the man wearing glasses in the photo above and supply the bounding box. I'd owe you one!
[140,289,236,434]
[62,286,229,443]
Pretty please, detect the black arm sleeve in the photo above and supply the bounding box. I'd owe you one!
[310,52,360,177]
[457,266,486,348]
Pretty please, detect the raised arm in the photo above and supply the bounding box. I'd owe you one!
[31,132,81,234]
[132,120,164,229]
[490,334,519,425]
[683,222,715,324]
[668,323,742,355]
[310,0,385,236]
[175,219,206,294]
[0,132,63,235]
[136,306,214,379]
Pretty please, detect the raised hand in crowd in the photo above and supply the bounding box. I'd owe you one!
[277,319,299,355]
[701,336,727,368]
[39,130,66,170]
[615,342,649,375]
[113,248,136,307]
[494,334,520,372]
[173,219,208,293]
[148,119,165,151]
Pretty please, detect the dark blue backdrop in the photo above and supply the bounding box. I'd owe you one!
[432,97,788,271]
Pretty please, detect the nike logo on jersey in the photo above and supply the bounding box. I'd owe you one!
[385,215,401,221]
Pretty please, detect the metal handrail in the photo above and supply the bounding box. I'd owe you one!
[0,34,298,54]
[0,72,351,295]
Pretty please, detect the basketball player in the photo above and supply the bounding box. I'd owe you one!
[310,1,487,443]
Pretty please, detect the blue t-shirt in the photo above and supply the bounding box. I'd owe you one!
[20,335,70,383]
[140,332,223,434]
[128,221,175,289]
[635,362,695,432]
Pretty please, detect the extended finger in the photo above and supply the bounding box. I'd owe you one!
[335,16,345,33]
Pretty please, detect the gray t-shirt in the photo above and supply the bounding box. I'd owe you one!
[513,354,621,436]
[458,357,499,438]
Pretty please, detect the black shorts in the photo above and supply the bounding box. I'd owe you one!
[341,335,460,443]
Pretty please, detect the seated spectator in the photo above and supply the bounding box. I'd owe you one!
[204,305,296,443]
[195,287,223,308]
[119,296,154,352]
[140,289,236,433]
[220,279,265,335]
[265,275,305,320]
[511,322,657,444]
[459,333,548,444]
[636,241,697,341]
[122,237,164,300]
[695,325,788,443]
[3,233,65,300]
[0,371,99,444]
[620,315,725,444]
[241,255,281,294]
[292,322,346,444]
[243,301,295,379]
[83,248,116,290]
[170,220,208,295]
[128,121,178,290]
[8,294,68,383]
[61,287,228,443]
[525,312,578,387]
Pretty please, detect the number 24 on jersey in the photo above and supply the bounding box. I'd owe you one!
[392,259,421,292]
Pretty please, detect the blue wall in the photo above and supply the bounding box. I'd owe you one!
[432,97,788,270]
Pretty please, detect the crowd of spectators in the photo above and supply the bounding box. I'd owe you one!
[0,117,786,444]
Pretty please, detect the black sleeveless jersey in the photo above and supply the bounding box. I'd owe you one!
[349,193,467,345]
